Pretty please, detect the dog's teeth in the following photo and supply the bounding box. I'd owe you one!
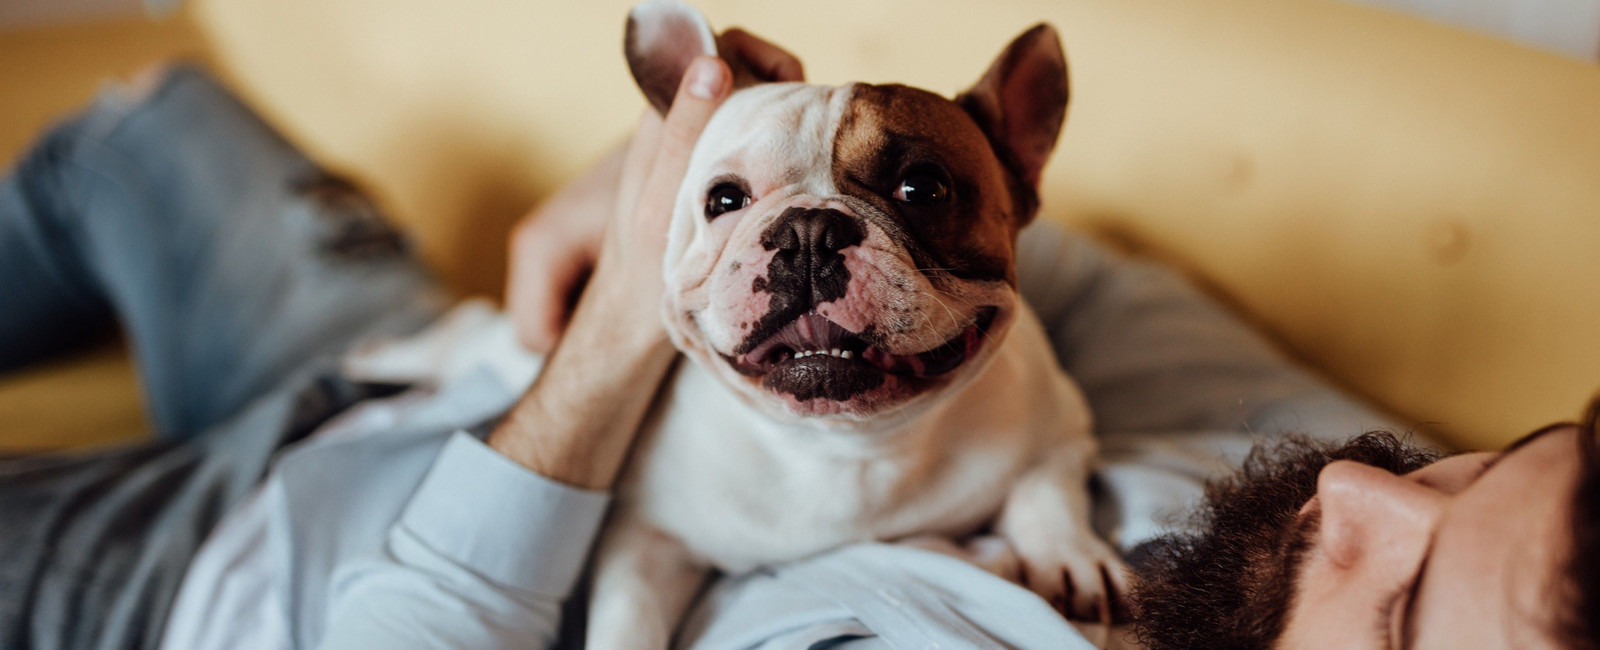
[790,348,857,360]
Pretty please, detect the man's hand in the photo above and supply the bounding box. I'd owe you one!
[505,148,616,353]
[489,56,731,490]
[506,28,803,354]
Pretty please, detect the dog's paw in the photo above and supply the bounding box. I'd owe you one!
[1007,530,1129,622]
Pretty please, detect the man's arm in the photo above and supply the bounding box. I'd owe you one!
[313,56,735,648]
[317,433,609,648]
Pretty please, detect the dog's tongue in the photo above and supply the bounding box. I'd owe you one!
[734,312,979,379]
[744,313,850,361]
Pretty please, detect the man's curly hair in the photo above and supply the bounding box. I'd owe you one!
[1555,396,1600,649]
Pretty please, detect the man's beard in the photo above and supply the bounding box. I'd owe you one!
[1128,432,1443,650]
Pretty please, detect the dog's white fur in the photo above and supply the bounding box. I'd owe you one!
[585,4,1119,647]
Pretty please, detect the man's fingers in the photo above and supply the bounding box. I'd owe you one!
[633,56,731,227]
[509,227,583,353]
[509,265,561,352]
[613,109,665,221]
[655,56,731,162]
[719,28,805,82]
[505,148,614,353]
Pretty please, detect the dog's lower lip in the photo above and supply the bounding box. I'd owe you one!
[722,308,996,380]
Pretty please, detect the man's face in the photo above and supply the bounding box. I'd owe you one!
[1132,427,1589,649]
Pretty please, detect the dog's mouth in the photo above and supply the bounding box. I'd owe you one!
[721,307,998,403]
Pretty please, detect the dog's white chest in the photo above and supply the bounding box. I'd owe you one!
[622,307,1091,572]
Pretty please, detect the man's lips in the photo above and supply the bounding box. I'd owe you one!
[722,308,998,380]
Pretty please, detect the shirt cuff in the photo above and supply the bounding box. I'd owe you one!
[396,431,611,596]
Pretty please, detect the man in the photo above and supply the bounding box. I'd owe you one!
[1130,411,1600,649]
[0,35,1588,650]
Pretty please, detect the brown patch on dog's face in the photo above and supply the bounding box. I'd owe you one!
[831,83,1025,287]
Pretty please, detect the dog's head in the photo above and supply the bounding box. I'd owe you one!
[627,2,1069,427]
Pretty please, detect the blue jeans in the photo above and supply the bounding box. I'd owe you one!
[0,66,447,649]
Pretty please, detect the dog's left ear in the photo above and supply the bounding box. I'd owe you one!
[626,1,719,115]
[626,2,805,115]
[956,24,1069,193]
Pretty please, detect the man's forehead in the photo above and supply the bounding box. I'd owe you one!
[1410,426,1585,648]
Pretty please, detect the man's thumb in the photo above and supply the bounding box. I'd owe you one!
[651,56,731,172]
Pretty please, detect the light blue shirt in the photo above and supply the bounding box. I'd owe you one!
[161,221,1405,649]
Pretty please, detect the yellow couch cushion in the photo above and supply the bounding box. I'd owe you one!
[3,0,1596,451]
[190,0,1600,449]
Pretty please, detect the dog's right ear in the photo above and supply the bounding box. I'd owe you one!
[626,1,718,115]
[955,24,1069,190]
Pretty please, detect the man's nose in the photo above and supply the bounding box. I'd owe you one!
[1316,460,1448,570]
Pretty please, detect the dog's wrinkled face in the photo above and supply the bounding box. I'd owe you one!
[663,83,1024,422]
[628,3,1068,425]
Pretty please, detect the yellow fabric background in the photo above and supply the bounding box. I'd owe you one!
[2,0,1597,450]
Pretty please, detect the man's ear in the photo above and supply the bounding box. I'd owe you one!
[955,24,1070,190]
[626,1,718,115]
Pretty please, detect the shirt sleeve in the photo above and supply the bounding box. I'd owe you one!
[1016,221,1416,552]
[316,431,610,649]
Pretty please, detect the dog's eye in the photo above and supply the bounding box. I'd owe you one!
[705,183,751,220]
[893,167,950,206]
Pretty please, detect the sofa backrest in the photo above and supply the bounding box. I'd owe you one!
[192,0,1600,449]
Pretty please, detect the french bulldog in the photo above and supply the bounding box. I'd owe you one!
[586,3,1122,646]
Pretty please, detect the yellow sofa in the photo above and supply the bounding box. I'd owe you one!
[2,0,1598,451]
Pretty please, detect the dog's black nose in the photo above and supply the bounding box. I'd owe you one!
[757,207,865,311]
[762,207,864,256]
